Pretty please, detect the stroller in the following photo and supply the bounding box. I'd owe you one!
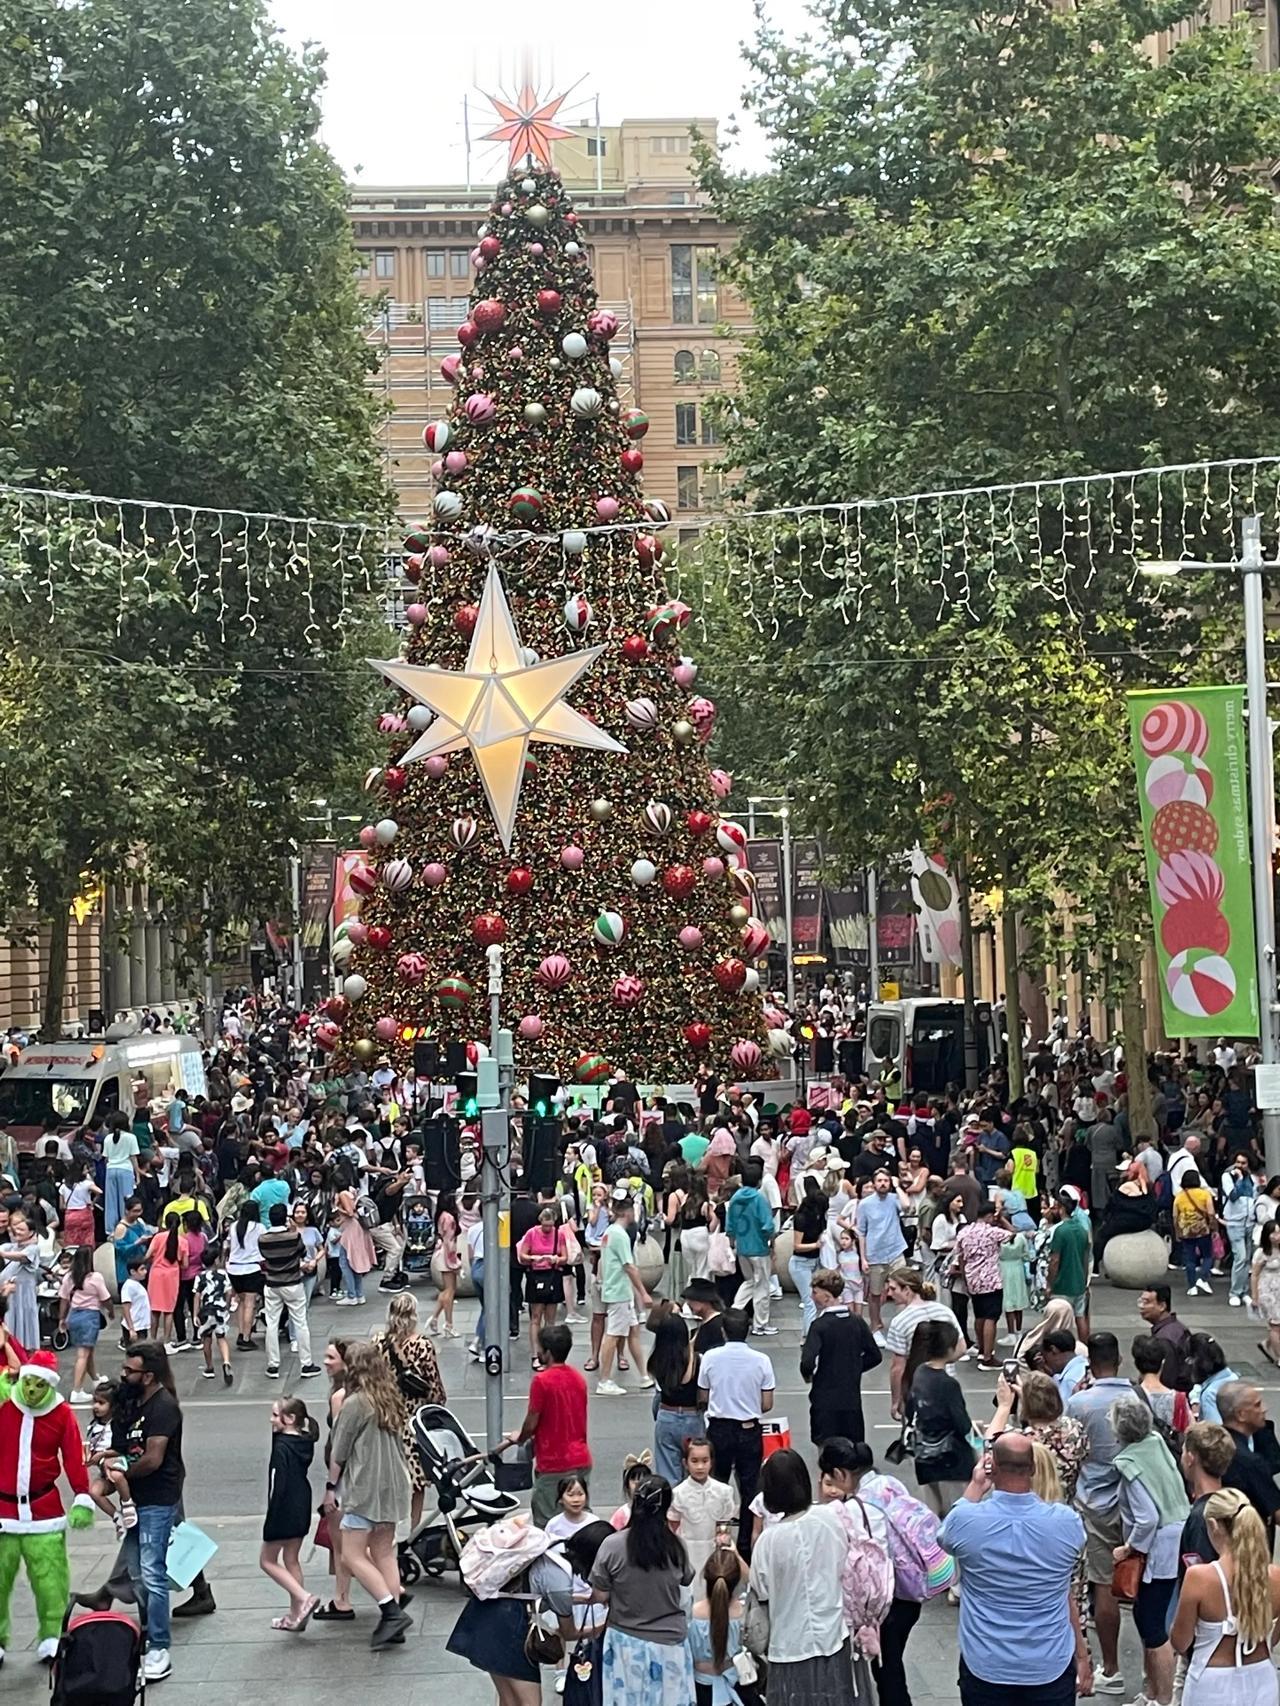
[400,1196,435,1277]
[397,1404,522,1586]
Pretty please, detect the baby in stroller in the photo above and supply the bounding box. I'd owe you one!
[397,1404,521,1584]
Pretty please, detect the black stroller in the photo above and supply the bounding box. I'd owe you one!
[400,1196,435,1277]
[397,1403,522,1586]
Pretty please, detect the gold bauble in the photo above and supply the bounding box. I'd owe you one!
[672,720,696,747]
[729,904,749,926]
[353,1038,377,1063]
[589,797,613,821]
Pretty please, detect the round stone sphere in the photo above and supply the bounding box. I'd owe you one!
[1102,1229,1172,1289]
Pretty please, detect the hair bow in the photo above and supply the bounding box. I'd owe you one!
[623,1450,653,1471]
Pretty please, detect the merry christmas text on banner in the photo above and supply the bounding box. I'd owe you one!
[1128,687,1258,1037]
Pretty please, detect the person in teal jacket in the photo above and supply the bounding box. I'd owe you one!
[726,1161,777,1334]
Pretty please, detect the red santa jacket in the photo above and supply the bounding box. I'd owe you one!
[0,1390,90,1533]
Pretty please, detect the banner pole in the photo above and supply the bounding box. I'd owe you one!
[1243,517,1280,1175]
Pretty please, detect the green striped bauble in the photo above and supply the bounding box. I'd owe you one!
[591,910,626,948]
[435,975,475,1009]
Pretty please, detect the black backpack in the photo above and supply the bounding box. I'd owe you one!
[51,1595,143,1706]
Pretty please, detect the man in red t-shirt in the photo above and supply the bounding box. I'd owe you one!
[503,1323,591,1526]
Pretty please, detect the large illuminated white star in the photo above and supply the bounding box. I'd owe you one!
[369,565,627,851]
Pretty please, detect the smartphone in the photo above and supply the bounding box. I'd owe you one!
[714,1522,733,1549]
[1002,1359,1021,1383]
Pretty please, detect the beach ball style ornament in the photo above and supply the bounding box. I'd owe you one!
[1140,699,1210,758]
[1166,948,1237,1019]
[630,859,657,887]
[716,820,748,858]
[382,858,414,892]
[562,332,588,360]
[471,913,507,948]
[622,408,650,440]
[612,974,645,1008]
[570,388,604,419]
[369,566,627,852]
[564,594,592,633]
[436,975,476,1009]
[644,800,673,836]
[1144,751,1213,810]
[678,925,704,951]
[451,816,479,851]
[574,1053,613,1085]
[342,974,368,1002]
[509,487,545,524]
[423,421,450,452]
[709,769,733,800]
[536,953,572,990]
[349,863,378,897]
[731,1040,762,1075]
[315,1021,341,1051]
[742,920,771,958]
[684,1022,711,1050]
[396,953,428,984]
[625,696,659,732]
[592,910,626,948]
[518,1015,543,1041]
[434,490,463,520]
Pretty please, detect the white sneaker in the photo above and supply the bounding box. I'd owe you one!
[36,1637,57,1662]
[1187,1287,1199,1297]
[1229,1294,1244,1307]
[752,1325,778,1336]
[143,1648,172,1683]
[873,1330,888,1348]
[165,1340,190,1354]
[1197,1278,1213,1295]
[1094,1671,1125,1695]
[595,1380,626,1396]
[554,1673,567,1694]
[1124,1692,1151,1706]
[69,1389,93,1406]
[335,1296,358,1307]
[997,1333,1017,1347]
[563,1313,586,1325]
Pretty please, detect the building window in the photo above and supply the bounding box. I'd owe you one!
[426,249,446,278]
[449,249,470,278]
[650,135,689,155]
[671,244,718,325]
[587,135,606,157]
[677,466,700,509]
[673,350,695,384]
[355,253,371,279]
[668,191,688,204]
[701,412,721,447]
[678,527,700,546]
[702,470,723,506]
[374,250,395,279]
[427,298,457,328]
[699,349,721,383]
[675,403,697,446]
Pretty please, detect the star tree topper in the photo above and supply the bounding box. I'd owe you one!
[481,82,576,172]
[370,565,626,852]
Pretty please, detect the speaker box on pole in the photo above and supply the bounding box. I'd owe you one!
[444,1038,469,1078]
[522,1116,559,1194]
[421,1116,460,1190]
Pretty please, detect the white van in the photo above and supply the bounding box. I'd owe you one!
[0,1030,207,1153]
[865,998,999,1095]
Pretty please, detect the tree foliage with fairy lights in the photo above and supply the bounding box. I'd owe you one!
[330,164,777,1086]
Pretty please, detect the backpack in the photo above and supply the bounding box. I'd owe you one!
[862,1479,955,1602]
[1132,1380,1192,1452]
[459,1512,552,1599]
[829,1497,895,1658]
[51,1603,143,1706]
[355,1193,380,1232]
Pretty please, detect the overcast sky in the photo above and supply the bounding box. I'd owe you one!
[268,0,813,184]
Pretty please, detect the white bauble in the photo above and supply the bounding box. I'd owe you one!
[332,937,355,966]
[570,387,603,419]
[407,705,433,732]
[561,332,588,360]
[609,357,624,379]
[562,530,588,556]
[565,241,582,256]
[374,818,399,846]
[630,859,658,886]
[525,203,550,228]
[521,177,537,194]
[434,490,463,519]
[342,974,368,1001]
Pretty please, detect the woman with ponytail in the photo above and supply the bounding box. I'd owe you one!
[589,1474,696,1706]
[1172,1486,1280,1704]
[688,1545,748,1706]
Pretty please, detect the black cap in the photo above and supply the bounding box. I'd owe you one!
[681,1278,720,1304]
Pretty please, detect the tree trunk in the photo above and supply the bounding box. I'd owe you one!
[1001,902,1024,1101]
[41,897,71,1040]
[1111,879,1155,1139]
[956,853,980,1093]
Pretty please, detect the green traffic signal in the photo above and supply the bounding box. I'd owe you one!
[534,1100,548,1117]
[463,1097,479,1117]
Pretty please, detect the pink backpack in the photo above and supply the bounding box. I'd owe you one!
[830,1498,895,1657]
[459,1513,551,1599]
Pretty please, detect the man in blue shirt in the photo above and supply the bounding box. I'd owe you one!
[854,1168,907,1342]
[940,1432,1089,1704]
[726,1160,776,1335]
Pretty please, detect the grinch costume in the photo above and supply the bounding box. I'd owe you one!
[0,1351,92,1663]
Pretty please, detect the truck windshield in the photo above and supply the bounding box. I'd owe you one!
[0,1076,96,1126]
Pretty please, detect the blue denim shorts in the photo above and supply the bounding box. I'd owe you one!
[66,1307,102,1348]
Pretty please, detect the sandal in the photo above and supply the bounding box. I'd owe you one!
[294,1594,320,1631]
[1259,1341,1278,1366]
[583,1358,599,1372]
[313,1601,356,1621]
[531,1357,545,1373]
[618,1358,630,1372]
[272,1615,299,1632]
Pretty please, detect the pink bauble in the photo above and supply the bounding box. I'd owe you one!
[596,496,620,521]
[588,309,620,340]
[406,602,427,625]
[709,768,733,799]
[1144,751,1213,810]
[428,544,450,568]
[509,346,524,363]
[396,952,428,984]
[1140,700,1209,759]
[431,458,444,479]
[536,953,573,990]
[673,662,697,689]
[678,926,704,951]
[518,1014,543,1040]
[560,845,585,870]
[347,922,369,946]
[501,200,513,213]
[731,1039,762,1074]
[425,756,449,779]
[527,242,544,255]
[440,354,461,385]
[359,825,377,848]
[315,1022,340,1051]
[421,862,448,888]
[465,392,497,426]
[612,974,645,1008]
[445,450,468,474]
[375,1016,398,1042]
[1156,848,1225,908]
[377,712,406,733]
[702,856,726,878]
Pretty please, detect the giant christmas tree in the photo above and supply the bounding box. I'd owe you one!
[329,158,777,1086]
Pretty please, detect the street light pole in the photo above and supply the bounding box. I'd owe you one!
[1242,518,1280,1175]
[867,866,880,1000]
[779,806,796,1013]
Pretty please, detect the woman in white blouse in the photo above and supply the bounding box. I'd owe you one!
[748,1448,856,1706]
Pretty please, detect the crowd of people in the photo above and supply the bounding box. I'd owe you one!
[7,993,1280,1705]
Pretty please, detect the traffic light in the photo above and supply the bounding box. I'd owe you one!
[529,1072,559,1120]
[456,1070,479,1118]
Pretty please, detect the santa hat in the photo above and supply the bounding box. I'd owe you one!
[18,1350,60,1387]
